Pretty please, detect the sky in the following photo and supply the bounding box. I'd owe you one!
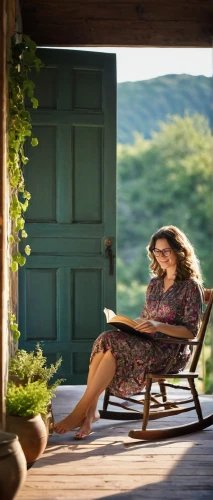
[71,47,212,83]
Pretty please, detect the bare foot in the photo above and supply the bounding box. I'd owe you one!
[74,411,100,439]
[54,410,86,434]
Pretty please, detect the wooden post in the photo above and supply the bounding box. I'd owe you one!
[0,0,7,431]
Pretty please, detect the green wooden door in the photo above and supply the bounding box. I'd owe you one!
[19,49,116,384]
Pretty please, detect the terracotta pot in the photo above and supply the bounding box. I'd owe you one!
[43,404,54,436]
[0,431,27,500]
[6,414,48,466]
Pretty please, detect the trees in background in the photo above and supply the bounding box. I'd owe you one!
[117,114,212,391]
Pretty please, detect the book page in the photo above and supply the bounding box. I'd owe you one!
[104,308,137,327]
[103,307,116,322]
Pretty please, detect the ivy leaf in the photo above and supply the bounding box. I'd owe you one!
[13,330,21,342]
[23,51,36,65]
[31,137,38,146]
[24,129,32,138]
[11,323,18,331]
[23,35,37,52]
[20,110,31,120]
[31,98,38,110]
[27,88,34,98]
[8,35,42,272]
[23,190,31,200]
[21,200,29,212]
[18,184,24,193]
[34,57,44,72]
[9,235,15,244]
[11,261,18,272]
[22,155,29,164]
[23,35,31,44]
[23,79,35,92]
[24,245,31,256]
[18,255,26,266]
[15,217,25,231]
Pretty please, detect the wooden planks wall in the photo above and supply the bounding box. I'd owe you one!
[19,0,213,47]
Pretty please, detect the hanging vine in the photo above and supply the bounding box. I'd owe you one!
[8,35,43,341]
[8,34,43,272]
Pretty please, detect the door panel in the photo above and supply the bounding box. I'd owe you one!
[73,126,102,221]
[25,126,57,221]
[19,49,116,384]
[25,268,57,341]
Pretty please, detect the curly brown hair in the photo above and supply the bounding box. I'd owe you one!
[147,225,203,284]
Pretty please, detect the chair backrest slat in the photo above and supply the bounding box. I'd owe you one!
[190,289,213,373]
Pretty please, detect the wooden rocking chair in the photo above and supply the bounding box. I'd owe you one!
[99,288,213,440]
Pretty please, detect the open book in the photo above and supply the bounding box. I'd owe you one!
[103,308,154,342]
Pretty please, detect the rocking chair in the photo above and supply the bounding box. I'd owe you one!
[100,288,213,440]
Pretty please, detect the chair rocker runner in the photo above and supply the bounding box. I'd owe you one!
[99,288,213,440]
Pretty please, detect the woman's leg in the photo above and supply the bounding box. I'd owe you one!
[54,349,116,434]
[74,351,105,438]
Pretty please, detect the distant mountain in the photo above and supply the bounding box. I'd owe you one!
[117,74,212,144]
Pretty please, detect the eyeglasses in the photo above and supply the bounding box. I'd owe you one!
[152,248,172,257]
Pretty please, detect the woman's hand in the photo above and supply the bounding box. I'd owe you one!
[135,319,159,334]
[135,318,194,339]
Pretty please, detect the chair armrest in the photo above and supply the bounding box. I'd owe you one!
[154,337,199,346]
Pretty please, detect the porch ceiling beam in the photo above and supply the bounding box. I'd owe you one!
[19,0,213,47]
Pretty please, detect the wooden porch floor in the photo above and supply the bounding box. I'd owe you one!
[17,386,213,500]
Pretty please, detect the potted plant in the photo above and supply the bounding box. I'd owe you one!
[8,344,63,386]
[6,345,64,466]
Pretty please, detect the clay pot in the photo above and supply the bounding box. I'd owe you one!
[43,403,54,435]
[6,414,48,466]
[0,431,27,500]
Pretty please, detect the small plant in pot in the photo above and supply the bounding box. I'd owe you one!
[6,345,64,466]
[9,343,63,386]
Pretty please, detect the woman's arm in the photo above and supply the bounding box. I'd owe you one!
[135,320,194,339]
[135,279,202,340]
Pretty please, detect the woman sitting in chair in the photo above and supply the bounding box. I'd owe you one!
[54,225,203,438]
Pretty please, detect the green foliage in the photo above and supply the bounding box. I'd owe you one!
[117,279,146,318]
[205,352,213,393]
[117,113,212,392]
[7,345,64,417]
[8,35,43,271]
[117,113,212,296]
[9,344,63,385]
[118,75,212,144]
[10,314,21,342]
[6,380,56,417]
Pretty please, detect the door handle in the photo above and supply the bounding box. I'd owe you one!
[104,238,114,275]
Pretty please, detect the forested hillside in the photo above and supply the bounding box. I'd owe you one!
[116,75,212,393]
[117,74,212,144]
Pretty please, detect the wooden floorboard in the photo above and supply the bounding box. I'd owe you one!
[16,386,213,500]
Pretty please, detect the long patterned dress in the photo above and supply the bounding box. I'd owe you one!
[91,277,202,397]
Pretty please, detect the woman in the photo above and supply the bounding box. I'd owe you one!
[54,225,203,438]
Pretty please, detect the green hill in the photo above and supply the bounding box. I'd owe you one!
[117,74,212,144]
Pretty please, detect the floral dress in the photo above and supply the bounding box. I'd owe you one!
[91,278,202,397]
